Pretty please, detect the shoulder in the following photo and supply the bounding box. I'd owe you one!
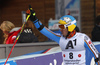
[76,32,86,37]
[76,32,90,39]
[78,33,91,43]
[77,32,88,36]
[10,27,21,32]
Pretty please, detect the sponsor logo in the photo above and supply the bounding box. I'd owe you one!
[84,36,88,40]
[64,60,80,64]
[88,41,92,44]
[66,23,71,27]
[63,17,72,24]
[78,54,81,58]
[50,59,63,65]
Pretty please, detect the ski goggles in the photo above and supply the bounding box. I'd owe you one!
[58,24,66,29]
[59,24,76,32]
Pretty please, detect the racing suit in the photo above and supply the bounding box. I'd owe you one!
[32,20,99,65]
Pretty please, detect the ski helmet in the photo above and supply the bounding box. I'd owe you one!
[58,15,77,32]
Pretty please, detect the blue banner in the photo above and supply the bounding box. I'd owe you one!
[0,43,100,65]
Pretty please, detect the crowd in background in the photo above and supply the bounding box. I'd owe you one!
[0,20,38,44]
[91,15,100,42]
[0,15,100,44]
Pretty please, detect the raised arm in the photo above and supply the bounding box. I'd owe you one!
[26,5,61,44]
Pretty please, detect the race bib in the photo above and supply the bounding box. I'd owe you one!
[62,50,85,65]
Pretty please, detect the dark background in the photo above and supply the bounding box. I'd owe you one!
[0,0,99,43]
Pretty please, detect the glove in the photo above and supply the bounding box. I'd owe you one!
[95,58,99,62]
[26,5,38,22]
[95,53,100,62]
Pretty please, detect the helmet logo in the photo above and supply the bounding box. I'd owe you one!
[64,17,72,24]
[66,23,71,27]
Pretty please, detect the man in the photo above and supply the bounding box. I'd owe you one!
[26,6,100,65]
[91,15,100,41]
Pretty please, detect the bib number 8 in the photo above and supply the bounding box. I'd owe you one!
[69,52,73,59]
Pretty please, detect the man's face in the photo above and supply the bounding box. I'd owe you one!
[60,28,68,37]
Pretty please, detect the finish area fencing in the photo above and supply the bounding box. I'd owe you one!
[0,42,100,65]
[0,42,58,59]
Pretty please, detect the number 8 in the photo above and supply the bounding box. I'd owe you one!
[69,52,73,59]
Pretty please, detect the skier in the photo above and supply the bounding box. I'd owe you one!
[26,6,100,65]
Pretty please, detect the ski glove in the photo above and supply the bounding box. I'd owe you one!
[26,5,38,23]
